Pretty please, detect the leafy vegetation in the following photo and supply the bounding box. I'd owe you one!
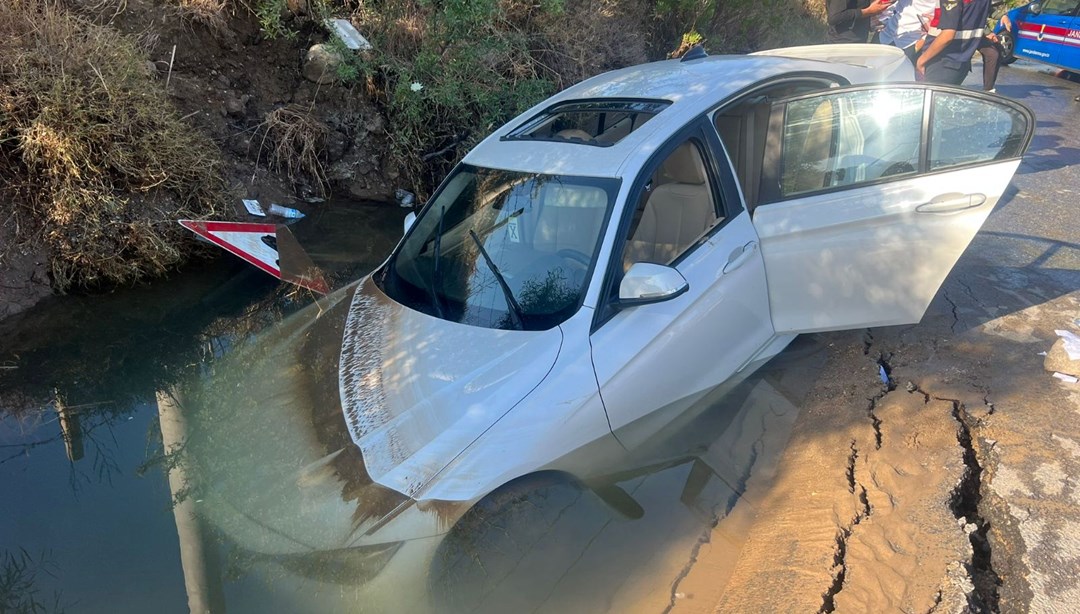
[310,0,824,193]
[0,0,227,291]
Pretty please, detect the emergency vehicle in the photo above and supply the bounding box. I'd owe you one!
[996,0,1080,70]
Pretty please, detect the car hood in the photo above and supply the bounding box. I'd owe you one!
[339,275,563,499]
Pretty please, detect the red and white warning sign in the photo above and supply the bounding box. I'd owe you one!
[179,220,329,294]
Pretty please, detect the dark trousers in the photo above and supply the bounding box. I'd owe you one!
[924,59,970,85]
[977,38,1002,91]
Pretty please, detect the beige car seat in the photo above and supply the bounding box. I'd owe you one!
[555,128,593,141]
[785,100,835,195]
[624,142,717,269]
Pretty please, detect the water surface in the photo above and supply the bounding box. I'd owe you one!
[1,202,823,613]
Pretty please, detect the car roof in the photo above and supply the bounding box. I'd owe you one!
[462,47,910,179]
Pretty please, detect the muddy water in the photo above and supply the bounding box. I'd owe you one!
[1,202,825,613]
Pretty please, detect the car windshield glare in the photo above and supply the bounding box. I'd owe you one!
[379,165,618,330]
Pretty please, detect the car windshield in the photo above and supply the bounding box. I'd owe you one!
[378,165,618,330]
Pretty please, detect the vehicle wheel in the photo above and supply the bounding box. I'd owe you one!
[999,30,1017,65]
[427,473,607,612]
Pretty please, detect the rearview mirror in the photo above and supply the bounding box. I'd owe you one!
[403,211,417,235]
[617,262,688,307]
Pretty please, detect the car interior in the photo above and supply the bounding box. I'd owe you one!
[505,100,671,146]
[622,140,719,271]
[712,79,836,210]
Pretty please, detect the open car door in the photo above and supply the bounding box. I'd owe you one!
[751,84,1034,334]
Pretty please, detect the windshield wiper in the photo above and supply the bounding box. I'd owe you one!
[468,229,525,330]
[428,205,446,318]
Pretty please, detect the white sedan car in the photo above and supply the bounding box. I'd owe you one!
[197,44,1033,584]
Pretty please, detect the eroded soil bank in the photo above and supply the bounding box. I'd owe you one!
[670,276,1080,613]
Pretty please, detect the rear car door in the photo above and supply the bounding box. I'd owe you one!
[753,84,1034,333]
[1014,0,1080,66]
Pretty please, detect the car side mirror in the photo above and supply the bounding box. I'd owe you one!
[617,262,689,307]
[403,211,417,235]
[1029,2,1042,14]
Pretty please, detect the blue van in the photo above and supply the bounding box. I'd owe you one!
[995,0,1080,70]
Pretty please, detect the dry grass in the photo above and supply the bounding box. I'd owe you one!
[0,0,226,291]
[171,0,230,30]
[255,105,330,198]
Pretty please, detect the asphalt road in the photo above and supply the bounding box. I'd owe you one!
[948,58,1080,613]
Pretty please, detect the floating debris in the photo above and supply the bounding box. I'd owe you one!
[242,199,265,217]
[268,204,305,219]
[395,188,416,208]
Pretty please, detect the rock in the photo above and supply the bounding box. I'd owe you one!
[1044,338,1079,377]
[325,130,349,162]
[145,61,158,76]
[224,94,249,118]
[286,0,308,15]
[363,113,386,135]
[303,44,342,85]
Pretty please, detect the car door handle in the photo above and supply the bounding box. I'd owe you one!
[916,193,987,214]
[722,241,758,275]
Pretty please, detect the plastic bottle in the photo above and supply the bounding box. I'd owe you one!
[268,204,305,219]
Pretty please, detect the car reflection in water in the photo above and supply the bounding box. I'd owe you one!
[177,280,826,613]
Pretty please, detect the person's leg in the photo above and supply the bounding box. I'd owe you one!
[978,39,1001,91]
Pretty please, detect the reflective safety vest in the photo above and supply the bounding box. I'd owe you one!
[926,0,991,67]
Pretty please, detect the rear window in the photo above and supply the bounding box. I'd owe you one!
[503,99,671,147]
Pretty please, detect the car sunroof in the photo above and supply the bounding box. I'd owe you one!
[503,99,671,147]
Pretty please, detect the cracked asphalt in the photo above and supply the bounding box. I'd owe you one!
[668,62,1080,613]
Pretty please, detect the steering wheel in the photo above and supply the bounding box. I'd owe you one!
[557,249,591,267]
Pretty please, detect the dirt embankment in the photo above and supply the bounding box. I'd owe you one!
[1,0,397,319]
[1,0,829,321]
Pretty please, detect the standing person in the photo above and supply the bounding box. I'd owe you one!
[827,0,895,43]
[977,34,1002,92]
[879,0,938,62]
[915,0,993,84]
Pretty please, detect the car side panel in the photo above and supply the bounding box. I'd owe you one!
[590,211,775,450]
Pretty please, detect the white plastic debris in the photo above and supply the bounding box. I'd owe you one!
[395,188,416,207]
[1054,329,1080,360]
[878,364,889,385]
[1052,372,1079,384]
[268,203,305,219]
[242,199,266,216]
[326,18,372,51]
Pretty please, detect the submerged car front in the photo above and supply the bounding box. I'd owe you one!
[186,163,624,592]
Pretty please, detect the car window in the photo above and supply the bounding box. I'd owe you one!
[378,165,618,331]
[779,89,924,198]
[620,139,721,272]
[929,92,1030,170]
[1035,0,1080,16]
[712,79,836,210]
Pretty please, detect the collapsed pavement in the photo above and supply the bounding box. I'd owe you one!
[667,63,1080,614]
